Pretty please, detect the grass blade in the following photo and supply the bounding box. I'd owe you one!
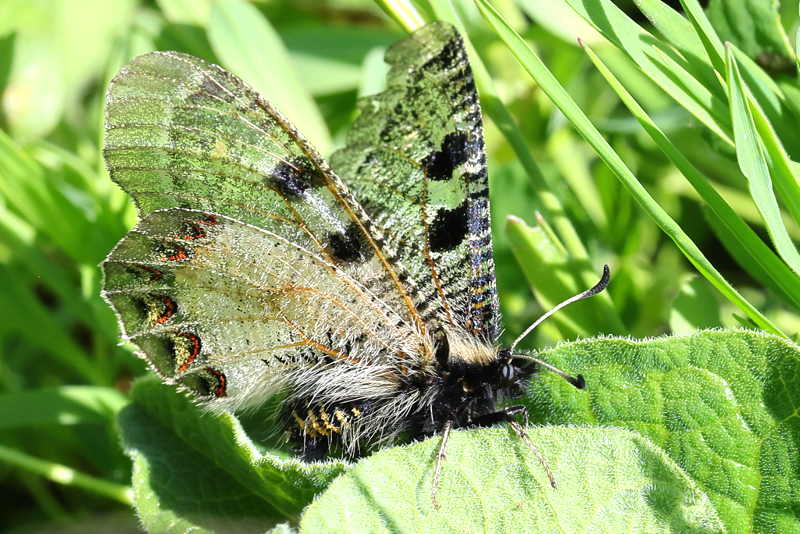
[631,0,720,92]
[746,82,800,228]
[0,445,133,505]
[676,0,726,73]
[477,0,783,335]
[506,216,625,338]
[583,41,800,309]
[0,387,128,430]
[564,0,732,145]
[726,44,800,276]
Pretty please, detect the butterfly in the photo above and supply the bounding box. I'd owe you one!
[101,21,607,499]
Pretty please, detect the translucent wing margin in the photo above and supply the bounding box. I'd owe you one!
[330,22,500,340]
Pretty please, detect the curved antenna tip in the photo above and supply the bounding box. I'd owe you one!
[569,374,586,389]
[510,264,612,352]
[585,264,610,298]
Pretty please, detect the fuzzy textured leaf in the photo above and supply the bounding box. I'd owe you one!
[117,378,347,534]
[300,426,723,533]
[527,329,800,533]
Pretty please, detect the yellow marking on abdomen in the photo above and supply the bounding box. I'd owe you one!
[307,409,328,436]
[319,410,341,433]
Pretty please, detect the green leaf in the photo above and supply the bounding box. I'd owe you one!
[208,0,331,154]
[707,0,795,72]
[117,378,347,533]
[300,427,724,533]
[529,330,800,533]
[0,386,127,429]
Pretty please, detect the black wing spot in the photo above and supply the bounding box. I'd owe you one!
[269,157,324,198]
[327,222,373,263]
[429,203,468,252]
[421,132,469,181]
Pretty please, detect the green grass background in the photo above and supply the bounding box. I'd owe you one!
[1,0,799,531]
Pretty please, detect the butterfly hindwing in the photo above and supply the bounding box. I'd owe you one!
[102,208,422,413]
[330,22,499,340]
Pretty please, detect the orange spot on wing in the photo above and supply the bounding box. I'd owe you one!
[176,332,201,372]
[163,245,189,262]
[135,264,163,281]
[156,296,177,324]
[179,222,206,240]
[208,367,226,397]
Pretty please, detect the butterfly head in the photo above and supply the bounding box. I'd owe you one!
[431,336,532,422]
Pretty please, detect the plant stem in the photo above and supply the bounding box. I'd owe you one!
[0,445,134,506]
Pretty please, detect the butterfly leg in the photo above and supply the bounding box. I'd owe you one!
[469,404,527,427]
[470,406,556,488]
[431,419,453,509]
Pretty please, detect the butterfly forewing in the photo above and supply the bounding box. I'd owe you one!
[330,22,499,340]
[104,51,425,336]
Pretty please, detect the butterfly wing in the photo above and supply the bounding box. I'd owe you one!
[104,50,427,337]
[330,22,500,341]
[102,51,433,411]
[102,208,420,412]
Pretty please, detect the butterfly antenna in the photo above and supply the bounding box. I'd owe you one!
[509,265,610,388]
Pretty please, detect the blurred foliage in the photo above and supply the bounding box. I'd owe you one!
[1,0,799,531]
